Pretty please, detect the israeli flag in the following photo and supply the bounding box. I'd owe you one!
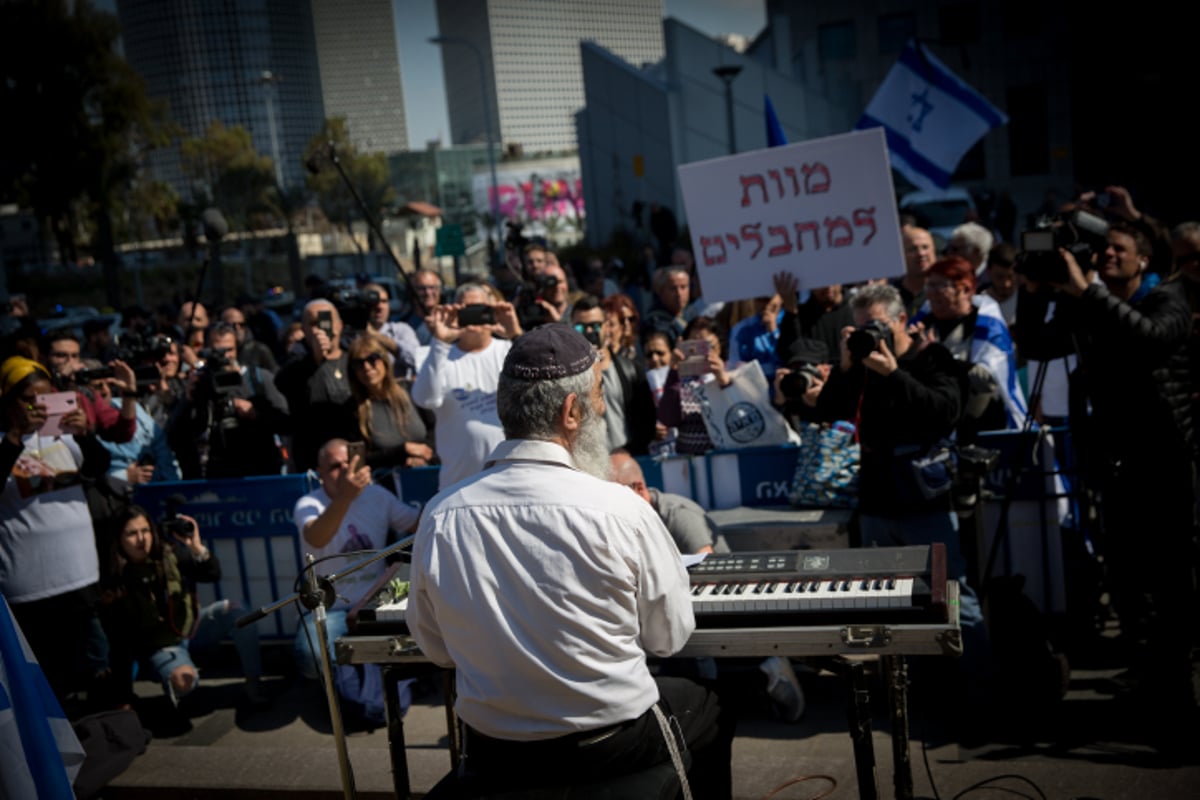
[856,39,1007,191]
[913,294,1027,430]
[0,595,85,800]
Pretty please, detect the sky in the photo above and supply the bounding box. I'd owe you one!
[395,0,766,148]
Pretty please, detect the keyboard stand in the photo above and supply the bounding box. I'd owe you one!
[337,582,960,800]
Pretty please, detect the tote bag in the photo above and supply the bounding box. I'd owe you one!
[695,361,799,450]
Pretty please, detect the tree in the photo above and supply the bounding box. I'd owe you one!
[304,118,395,252]
[180,121,276,232]
[0,0,174,307]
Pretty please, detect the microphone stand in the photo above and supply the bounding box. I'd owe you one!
[237,534,416,800]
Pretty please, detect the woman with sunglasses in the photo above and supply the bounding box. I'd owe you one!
[346,334,435,470]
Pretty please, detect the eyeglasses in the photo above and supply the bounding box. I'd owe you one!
[925,279,962,294]
[574,322,603,333]
[351,352,386,368]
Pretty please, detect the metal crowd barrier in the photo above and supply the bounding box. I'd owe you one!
[131,429,1078,639]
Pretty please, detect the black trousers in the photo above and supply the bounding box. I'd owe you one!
[1099,446,1198,703]
[458,676,735,800]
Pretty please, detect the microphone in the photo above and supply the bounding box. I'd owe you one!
[202,207,229,242]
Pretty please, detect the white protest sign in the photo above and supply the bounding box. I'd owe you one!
[677,128,904,303]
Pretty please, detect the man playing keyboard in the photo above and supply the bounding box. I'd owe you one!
[407,324,735,798]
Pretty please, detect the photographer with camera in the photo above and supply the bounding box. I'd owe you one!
[43,330,138,445]
[177,322,290,479]
[79,359,180,490]
[99,503,266,713]
[1016,217,1196,724]
[274,300,359,472]
[813,285,989,731]
[411,283,522,489]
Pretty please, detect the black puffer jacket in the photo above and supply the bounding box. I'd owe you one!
[1015,278,1193,459]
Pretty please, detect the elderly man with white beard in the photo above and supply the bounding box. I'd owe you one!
[408,324,735,799]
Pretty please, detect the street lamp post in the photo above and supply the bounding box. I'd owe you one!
[713,65,743,155]
[429,35,503,271]
[260,70,285,188]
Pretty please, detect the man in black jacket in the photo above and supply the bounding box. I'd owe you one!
[814,284,976,621]
[179,323,290,479]
[1016,220,1195,718]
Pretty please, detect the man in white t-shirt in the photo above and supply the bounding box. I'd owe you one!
[411,283,523,489]
[292,437,419,723]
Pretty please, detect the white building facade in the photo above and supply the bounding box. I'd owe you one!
[435,0,665,153]
[578,18,850,249]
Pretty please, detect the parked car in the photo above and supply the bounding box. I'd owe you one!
[899,187,977,250]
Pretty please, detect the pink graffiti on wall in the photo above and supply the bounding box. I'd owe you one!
[487,178,585,219]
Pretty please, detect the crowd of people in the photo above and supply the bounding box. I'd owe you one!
[1,181,1198,785]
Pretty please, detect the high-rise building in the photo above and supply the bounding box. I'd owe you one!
[116,0,326,197]
[311,0,407,154]
[434,0,664,153]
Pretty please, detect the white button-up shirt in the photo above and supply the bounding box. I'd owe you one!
[408,438,694,740]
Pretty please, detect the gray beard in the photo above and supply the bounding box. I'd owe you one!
[571,412,611,481]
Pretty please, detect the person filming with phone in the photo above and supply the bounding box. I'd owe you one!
[411,283,523,489]
[98,504,268,713]
[1,356,114,704]
[273,300,359,472]
[292,437,420,725]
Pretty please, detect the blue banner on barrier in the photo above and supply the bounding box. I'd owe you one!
[133,474,315,538]
[732,445,801,507]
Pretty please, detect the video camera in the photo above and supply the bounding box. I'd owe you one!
[847,319,894,363]
[1016,208,1110,285]
[194,347,243,429]
[326,286,381,333]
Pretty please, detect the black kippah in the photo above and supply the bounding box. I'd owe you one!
[502,323,597,380]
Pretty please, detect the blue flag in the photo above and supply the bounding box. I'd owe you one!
[0,595,86,799]
[856,39,1007,190]
[764,95,787,147]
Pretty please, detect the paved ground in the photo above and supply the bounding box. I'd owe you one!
[99,634,1200,800]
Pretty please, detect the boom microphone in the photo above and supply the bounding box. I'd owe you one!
[202,207,229,242]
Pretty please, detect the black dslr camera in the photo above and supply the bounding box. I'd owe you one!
[160,510,195,540]
[847,319,894,363]
[779,364,823,399]
[1016,208,1109,285]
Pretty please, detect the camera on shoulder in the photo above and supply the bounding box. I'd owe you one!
[1016,208,1109,285]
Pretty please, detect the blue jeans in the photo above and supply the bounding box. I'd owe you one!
[293,610,410,722]
[147,599,262,700]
